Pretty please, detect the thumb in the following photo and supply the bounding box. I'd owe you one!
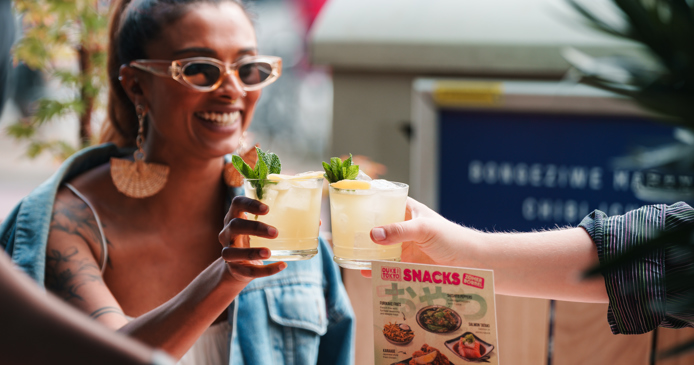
[371,219,428,245]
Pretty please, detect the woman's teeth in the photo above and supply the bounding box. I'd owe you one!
[196,111,240,126]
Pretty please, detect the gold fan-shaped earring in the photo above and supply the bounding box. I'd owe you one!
[110,105,170,198]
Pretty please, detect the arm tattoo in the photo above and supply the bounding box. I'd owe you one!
[45,247,103,302]
[50,193,114,267]
[89,306,126,320]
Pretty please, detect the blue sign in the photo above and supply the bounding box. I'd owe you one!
[438,110,681,231]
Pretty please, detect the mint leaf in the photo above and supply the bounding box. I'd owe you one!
[234,147,281,200]
[253,147,266,175]
[322,162,335,182]
[343,154,353,169]
[266,152,281,174]
[330,157,341,180]
[322,154,360,183]
[232,155,256,179]
[253,157,269,199]
[345,165,359,180]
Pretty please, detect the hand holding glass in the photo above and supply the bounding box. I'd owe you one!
[330,180,409,269]
[243,175,323,261]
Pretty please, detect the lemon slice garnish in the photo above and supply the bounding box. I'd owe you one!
[331,180,371,190]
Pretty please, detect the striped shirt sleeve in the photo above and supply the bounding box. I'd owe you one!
[579,202,694,334]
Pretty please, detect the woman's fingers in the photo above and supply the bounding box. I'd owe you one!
[228,218,277,238]
[226,196,269,224]
[219,218,277,246]
[225,261,287,282]
[221,246,271,261]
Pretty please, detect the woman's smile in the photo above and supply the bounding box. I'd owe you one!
[194,110,242,127]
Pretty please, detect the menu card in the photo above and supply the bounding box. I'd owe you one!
[372,261,499,365]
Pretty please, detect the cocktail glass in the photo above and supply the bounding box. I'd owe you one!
[244,175,323,261]
[329,180,408,269]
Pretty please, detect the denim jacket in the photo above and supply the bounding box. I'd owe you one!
[0,144,355,365]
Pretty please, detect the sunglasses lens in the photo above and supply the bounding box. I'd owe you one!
[238,61,273,86]
[182,62,221,87]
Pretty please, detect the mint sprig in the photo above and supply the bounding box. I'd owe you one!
[232,147,281,199]
[322,154,359,183]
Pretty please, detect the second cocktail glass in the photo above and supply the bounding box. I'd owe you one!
[329,180,409,269]
[244,175,323,261]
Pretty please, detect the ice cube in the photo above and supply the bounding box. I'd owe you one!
[272,180,291,190]
[277,187,312,211]
[260,187,279,204]
[370,179,400,190]
[289,178,319,189]
[355,170,372,181]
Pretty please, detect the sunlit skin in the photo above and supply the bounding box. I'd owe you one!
[44,2,285,359]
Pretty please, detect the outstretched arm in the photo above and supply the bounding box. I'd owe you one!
[368,198,608,303]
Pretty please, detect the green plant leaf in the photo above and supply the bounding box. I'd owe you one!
[345,165,359,180]
[232,155,256,179]
[265,152,281,175]
[322,154,360,183]
[26,141,44,158]
[253,157,268,200]
[342,154,353,169]
[330,157,342,179]
[322,162,336,182]
[5,122,36,139]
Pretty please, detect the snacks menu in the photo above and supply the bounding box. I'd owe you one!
[372,261,499,364]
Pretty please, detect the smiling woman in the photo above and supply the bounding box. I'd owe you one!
[0,0,354,364]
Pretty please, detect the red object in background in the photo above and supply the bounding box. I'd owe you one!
[295,0,329,31]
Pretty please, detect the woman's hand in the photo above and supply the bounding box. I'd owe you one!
[218,196,286,282]
[362,198,475,277]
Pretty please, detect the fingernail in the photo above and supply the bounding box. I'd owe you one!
[260,248,270,258]
[279,262,287,270]
[372,227,386,241]
[268,227,278,237]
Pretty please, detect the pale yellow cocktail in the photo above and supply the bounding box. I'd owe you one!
[244,172,324,261]
[329,179,408,269]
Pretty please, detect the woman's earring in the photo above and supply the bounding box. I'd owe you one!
[110,105,170,198]
[224,132,258,187]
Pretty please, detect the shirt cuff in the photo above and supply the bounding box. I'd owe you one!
[579,207,667,335]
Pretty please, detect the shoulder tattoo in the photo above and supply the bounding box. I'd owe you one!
[51,192,114,268]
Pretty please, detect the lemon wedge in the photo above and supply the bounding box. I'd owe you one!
[413,351,438,364]
[331,180,371,190]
